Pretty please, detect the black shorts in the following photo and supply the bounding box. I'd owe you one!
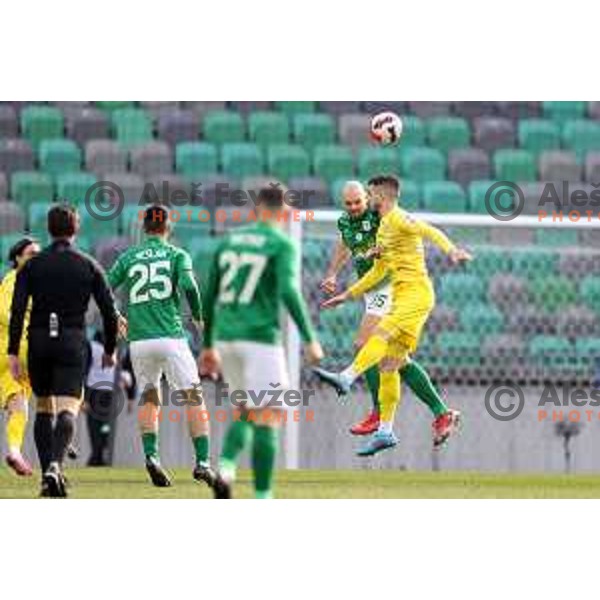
[28,328,87,398]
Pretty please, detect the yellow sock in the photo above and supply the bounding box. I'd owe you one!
[378,371,401,425]
[349,335,389,377]
[6,410,27,454]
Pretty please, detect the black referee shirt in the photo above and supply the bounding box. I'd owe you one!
[8,239,118,356]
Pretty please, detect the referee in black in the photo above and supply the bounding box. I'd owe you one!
[8,203,119,498]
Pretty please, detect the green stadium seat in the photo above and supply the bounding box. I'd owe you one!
[175,142,218,177]
[96,101,136,112]
[439,273,485,306]
[248,112,290,150]
[534,228,578,247]
[426,117,470,153]
[79,206,120,240]
[275,101,317,116]
[528,335,573,369]
[459,303,504,335]
[576,337,600,370]
[400,147,445,183]
[313,145,354,184]
[112,108,153,146]
[436,332,481,368]
[21,106,64,149]
[469,247,512,279]
[120,205,145,236]
[421,181,468,213]
[399,116,426,147]
[194,237,221,283]
[467,180,520,214]
[449,226,489,246]
[357,147,400,179]
[221,143,263,179]
[511,249,556,276]
[55,172,97,205]
[400,179,420,211]
[518,119,560,155]
[580,277,600,314]
[203,111,245,145]
[11,171,54,211]
[529,276,576,312]
[494,149,537,182]
[562,120,600,160]
[293,114,335,151]
[39,139,82,175]
[542,101,587,123]
[267,145,310,181]
[28,201,51,239]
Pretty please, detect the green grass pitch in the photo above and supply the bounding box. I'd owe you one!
[3,468,600,498]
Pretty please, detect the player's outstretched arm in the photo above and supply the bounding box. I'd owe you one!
[413,218,473,265]
[346,258,387,299]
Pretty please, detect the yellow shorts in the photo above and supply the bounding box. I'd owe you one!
[377,278,435,356]
[0,353,31,409]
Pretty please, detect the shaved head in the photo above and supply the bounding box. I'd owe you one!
[341,181,368,217]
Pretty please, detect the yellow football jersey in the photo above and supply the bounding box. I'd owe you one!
[348,207,455,297]
[0,269,29,357]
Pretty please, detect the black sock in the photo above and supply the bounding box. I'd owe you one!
[34,412,54,474]
[52,411,76,465]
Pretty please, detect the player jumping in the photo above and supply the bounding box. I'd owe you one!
[108,204,222,494]
[321,181,460,446]
[0,237,40,475]
[200,186,323,499]
[314,175,471,456]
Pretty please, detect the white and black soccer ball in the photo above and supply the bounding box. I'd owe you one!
[370,111,403,145]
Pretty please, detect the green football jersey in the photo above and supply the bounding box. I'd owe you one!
[108,236,202,342]
[203,222,316,347]
[337,209,381,277]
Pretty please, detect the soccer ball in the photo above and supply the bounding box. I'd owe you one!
[370,111,403,145]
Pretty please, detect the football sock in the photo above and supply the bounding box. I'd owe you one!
[252,425,278,499]
[34,412,54,473]
[378,421,394,434]
[400,360,448,417]
[51,411,75,464]
[364,366,380,415]
[142,432,159,459]
[219,415,253,481]
[6,409,27,454]
[345,335,388,381]
[193,435,210,466]
[378,370,401,428]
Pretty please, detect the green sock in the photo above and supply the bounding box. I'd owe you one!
[193,435,210,466]
[400,360,448,417]
[252,426,278,499]
[364,366,381,414]
[142,432,159,458]
[220,417,253,466]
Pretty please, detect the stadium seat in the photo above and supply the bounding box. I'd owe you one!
[361,101,407,115]
[584,152,600,182]
[313,145,354,185]
[398,116,425,147]
[287,176,331,209]
[467,180,498,213]
[538,151,581,182]
[556,305,598,340]
[85,140,128,175]
[421,181,467,213]
[408,101,452,118]
[112,108,153,146]
[448,148,490,187]
[0,105,18,138]
[542,101,587,123]
[138,101,179,117]
[400,147,445,183]
[293,114,335,151]
[0,173,7,200]
[495,101,541,120]
[141,173,189,205]
[0,139,34,176]
[580,277,600,313]
[39,139,82,175]
[156,109,199,146]
[20,105,64,149]
[435,332,481,368]
[575,337,600,370]
[439,273,485,306]
[181,101,227,118]
[452,102,498,119]
[470,247,512,277]
[518,119,560,155]
[511,249,556,276]
[487,273,528,309]
[79,206,121,241]
[129,142,173,177]
[534,228,578,247]
[399,179,420,211]
[357,147,400,179]
[11,171,54,211]
[229,101,273,115]
[459,303,504,335]
[28,201,50,237]
[175,142,218,177]
[493,149,537,182]
[528,335,574,370]
[274,101,317,117]
[267,145,310,181]
[560,251,600,280]
[473,117,516,153]
[338,114,370,149]
[65,108,109,148]
[562,119,600,160]
[529,276,576,312]
[248,112,290,150]
[202,111,245,145]
[95,101,136,112]
[427,304,459,335]
[449,225,489,246]
[55,172,97,204]
[426,117,470,154]
[319,101,362,116]
[221,143,263,179]
[101,172,145,203]
[0,203,25,235]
